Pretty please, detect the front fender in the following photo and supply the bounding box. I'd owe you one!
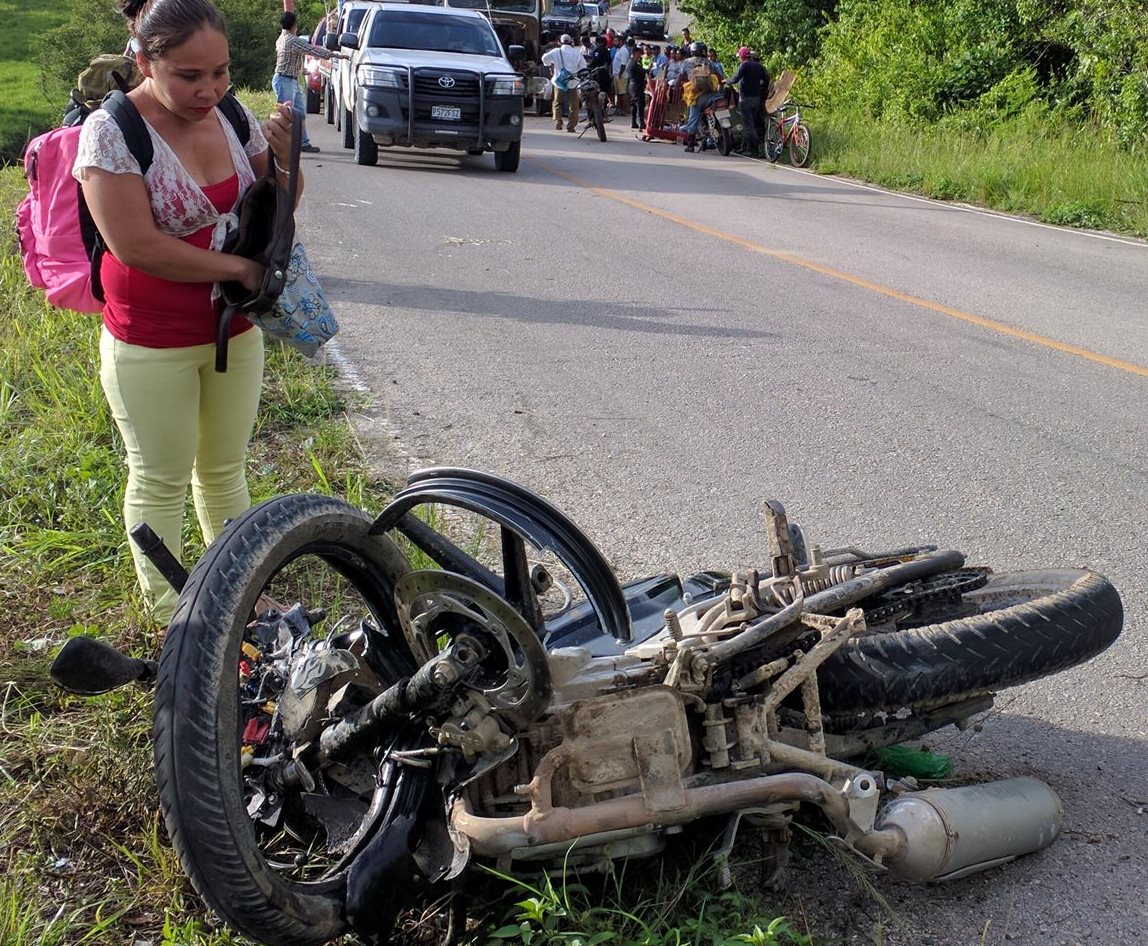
[371,467,632,643]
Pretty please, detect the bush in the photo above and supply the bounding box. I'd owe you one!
[36,0,330,106]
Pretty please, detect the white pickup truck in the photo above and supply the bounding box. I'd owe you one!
[334,3,526,171]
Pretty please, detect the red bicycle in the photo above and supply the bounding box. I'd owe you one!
[765,99,812,167]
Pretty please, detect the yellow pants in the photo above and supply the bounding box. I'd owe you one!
[99,326,264,624]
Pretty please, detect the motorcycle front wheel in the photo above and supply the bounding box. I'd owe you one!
[154,494,421,946]
[591,97,607,142]
[817,569,1122,716]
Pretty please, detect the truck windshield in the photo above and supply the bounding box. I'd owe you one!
[367,11,503,56]
[447,0,538,13]
[630,0,663,10]
[549,1,581,11]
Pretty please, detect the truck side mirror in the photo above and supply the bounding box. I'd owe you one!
[339,32,360,50]
[324,33,340,51]
[507,44,527,64]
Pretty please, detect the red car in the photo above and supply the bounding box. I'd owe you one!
[304,24,331,115]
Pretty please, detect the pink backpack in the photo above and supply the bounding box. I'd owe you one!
[15,91,248,315]
[16,123,103,313]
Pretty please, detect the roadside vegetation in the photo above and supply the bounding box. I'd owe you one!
[687,0,1148,236]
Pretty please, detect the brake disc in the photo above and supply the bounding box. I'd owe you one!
[394,570,552,725]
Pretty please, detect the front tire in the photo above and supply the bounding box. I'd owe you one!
[306,85,320,114]
[495,139,521,172]
[788,123,811,167]
[325,84,335,125]
[591,99,607,142]
[818,569,1122,716]
[355,124,378,166]
[154,495,417,946]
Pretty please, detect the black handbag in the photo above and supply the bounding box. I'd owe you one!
[214,109,301,372]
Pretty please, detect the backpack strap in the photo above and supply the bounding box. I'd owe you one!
[101,90,154,175]
[217,92,251,148]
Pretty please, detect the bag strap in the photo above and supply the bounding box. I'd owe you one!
[214,109,302,373]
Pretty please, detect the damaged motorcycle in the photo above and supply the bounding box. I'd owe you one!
[148,467,1122,946]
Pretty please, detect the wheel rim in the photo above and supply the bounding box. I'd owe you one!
[789,126,810,166]
[234,542,419,889]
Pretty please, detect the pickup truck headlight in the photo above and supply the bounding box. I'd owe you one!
[487,76,525,96]
[359,65,404,89]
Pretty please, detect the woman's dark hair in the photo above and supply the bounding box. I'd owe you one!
[120,0,227,60]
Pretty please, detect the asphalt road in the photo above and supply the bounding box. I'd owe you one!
[294,62,1147,946]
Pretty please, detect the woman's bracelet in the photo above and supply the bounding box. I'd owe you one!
[273,158,290,175]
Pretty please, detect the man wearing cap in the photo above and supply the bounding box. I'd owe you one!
[272,10,342,153]
[542,33,586,131]
[726,46,769,156]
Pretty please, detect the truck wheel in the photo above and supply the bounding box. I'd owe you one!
[354,125,378,166]
[325,85,335,125]
[535,96,548,117]
[494,140,521,172]
[342,107,354,149]
[306,85,320,114]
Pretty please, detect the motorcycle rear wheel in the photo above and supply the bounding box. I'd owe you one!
[154,494,417,946]
[817,569,1122,715]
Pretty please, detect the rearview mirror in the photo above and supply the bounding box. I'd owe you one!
[339,31,360,50]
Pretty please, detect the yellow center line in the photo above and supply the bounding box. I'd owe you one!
[532,158,1148,380]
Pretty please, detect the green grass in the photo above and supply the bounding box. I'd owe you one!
[809,106,1148,237]
[0,0,68,163]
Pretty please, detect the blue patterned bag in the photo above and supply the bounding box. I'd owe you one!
[245,241,339,358]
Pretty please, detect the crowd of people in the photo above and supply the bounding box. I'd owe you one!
[540,27,772,157]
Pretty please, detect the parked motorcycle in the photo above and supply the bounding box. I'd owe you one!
[698,91,734,156]
[575,67,608,142]
[151,468,1122,946]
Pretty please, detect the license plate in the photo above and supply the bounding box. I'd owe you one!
[715,108,731,121]
[432,105,461,121]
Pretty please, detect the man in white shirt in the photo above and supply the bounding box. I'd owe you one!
[542,34,586,131]
[611,36,633,114]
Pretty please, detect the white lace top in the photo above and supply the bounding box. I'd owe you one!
[73,104,268,252]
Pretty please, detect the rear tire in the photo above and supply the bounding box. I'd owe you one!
[342,107,354,149]
[717,126,733,156]
[154,495,417,946]
[325,85,335,125]
[355,124,378,166]
[495,139,521,172]
[788,123,811,167]
[306,85,320,114]
[818,570,1122,715]
[765,118,782,163]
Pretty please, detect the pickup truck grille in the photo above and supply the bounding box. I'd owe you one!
[405,68,483,130]
[413,70,480,99]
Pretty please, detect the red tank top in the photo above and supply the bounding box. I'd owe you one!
[100,174,254,348]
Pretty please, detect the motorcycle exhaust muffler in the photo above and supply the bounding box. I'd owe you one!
[873,777,1062,882]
